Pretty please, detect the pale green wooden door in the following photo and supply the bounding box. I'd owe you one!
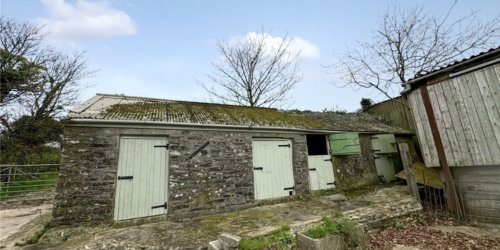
[308,155,335,190]
[114,136,169,221]
[374,155,396,182]
[371,134,397,182]
[253,139,294,200]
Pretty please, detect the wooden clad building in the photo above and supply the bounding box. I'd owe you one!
[403,47,500,222]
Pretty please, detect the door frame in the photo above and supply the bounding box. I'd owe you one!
[113,135,170,221]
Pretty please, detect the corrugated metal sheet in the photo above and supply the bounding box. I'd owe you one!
[68,94,411,133]
[408,46,500,82]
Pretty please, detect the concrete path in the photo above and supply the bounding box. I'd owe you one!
[28,185,421,249]
[0,204,52,242]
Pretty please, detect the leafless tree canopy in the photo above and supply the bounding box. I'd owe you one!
[203,31,302,107]
[334,2,499,99]
[0,17,89,130]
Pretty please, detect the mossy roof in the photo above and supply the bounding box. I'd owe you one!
[68,94,410,133]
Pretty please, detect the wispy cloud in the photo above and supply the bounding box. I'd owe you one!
[38,0,136,43]
[229,32,320,59]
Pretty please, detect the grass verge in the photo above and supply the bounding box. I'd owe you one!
[304,213,365,248]
[239,224,296,250]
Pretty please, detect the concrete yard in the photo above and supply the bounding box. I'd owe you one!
[0,185,422,249]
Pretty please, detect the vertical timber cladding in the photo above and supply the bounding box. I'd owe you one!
[252,139,295,200]
[114,136,169,221]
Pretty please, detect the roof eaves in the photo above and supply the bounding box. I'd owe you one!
[405,47,500,87]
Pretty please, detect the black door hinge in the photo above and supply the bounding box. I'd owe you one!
[324,159,331,161]
[254,167,263,170]
[118,176,133,180]
[151,202,167,209]
[154,144,169,149]
[278,144,290,147]
[327,182,335,185]
[284,186,294,190]
[309,168,317,171]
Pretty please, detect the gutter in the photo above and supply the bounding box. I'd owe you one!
[65,118,411,135]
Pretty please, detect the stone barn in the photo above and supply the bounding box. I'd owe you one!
[53,94,409,225]
[403,47,500,222]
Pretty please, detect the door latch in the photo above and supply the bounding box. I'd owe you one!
[151,202,167,209]
[118,176,133,180]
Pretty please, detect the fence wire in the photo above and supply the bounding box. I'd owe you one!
[416,172,496,223]
[0,164,59,202]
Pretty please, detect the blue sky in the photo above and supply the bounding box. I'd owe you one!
[2,0,499,111]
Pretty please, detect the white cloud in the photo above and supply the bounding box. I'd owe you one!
[230,32,320,59]
[38,0,136,42]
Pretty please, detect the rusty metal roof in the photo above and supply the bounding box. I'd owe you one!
[408,46,500,83]
[67,94,410,133]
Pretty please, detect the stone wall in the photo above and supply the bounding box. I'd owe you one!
[331,134,379,190]
[52,126,309,225]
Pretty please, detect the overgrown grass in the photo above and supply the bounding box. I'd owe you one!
[239,225,296,250]
[14,223,50,246]
[304,213,365,248]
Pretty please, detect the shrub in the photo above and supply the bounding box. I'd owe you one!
[304,214,365,248]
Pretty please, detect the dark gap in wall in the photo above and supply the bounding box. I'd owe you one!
[306,134,328,155]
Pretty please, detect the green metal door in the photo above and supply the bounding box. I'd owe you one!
[252,139,294,200]
[114,136,169,220]
[308,155,335,190]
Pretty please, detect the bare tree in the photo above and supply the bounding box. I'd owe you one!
[0,17,89,130]
[334,1,499,99]
[203,31,302,107]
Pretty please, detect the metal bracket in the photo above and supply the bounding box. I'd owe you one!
[154,144,169,149]
[327,182,335,185]
[151,202,167,209]
[324,159,331,161]
[283,186,294,190]
[188,141,210,160]
[309,168,317,171]
[278,144,290,147]
[118,176,133,180]
[253,167,263,170]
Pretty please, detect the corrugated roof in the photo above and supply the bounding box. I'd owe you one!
[67,94,410,133]
[408,46,500,82]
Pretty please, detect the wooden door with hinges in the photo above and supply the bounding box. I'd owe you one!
[308,155,335,191]
[114,136,169,220]
[252,139,294,200]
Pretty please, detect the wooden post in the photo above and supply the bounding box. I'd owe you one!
[420,86,462,216]
[398,143,421,204]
